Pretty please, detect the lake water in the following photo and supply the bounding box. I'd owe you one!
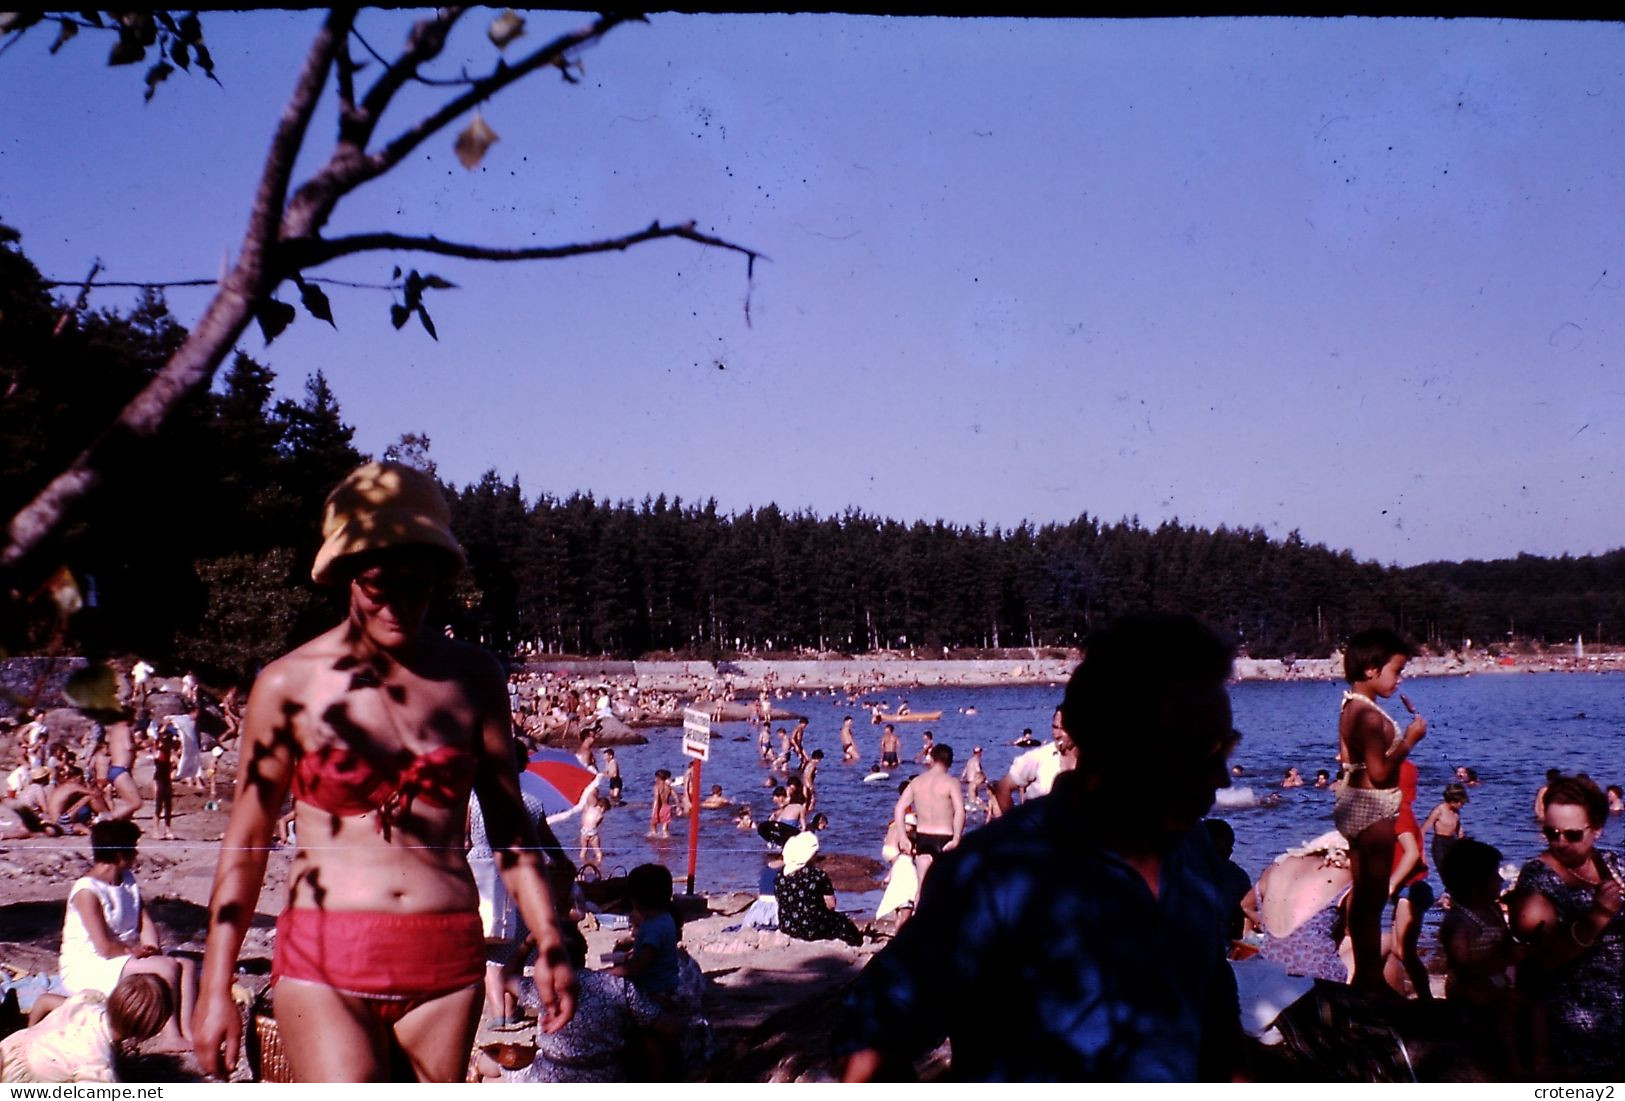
[583,673,1625,911]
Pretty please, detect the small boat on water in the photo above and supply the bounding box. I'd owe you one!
[874,710,941,723]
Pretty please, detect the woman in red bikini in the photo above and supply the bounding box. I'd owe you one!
[192,463,577,1081]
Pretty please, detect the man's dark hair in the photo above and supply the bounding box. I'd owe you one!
[91,819,142,864]
[1200,818,1235,858]
[1342,627,1415,685]
[1542,774,1608,827]
[929,743,953,766]
[1060,612,1235,768]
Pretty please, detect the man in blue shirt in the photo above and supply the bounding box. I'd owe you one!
[839,613,1245,1081]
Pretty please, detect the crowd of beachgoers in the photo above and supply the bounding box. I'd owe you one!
[3,642,1622,1083]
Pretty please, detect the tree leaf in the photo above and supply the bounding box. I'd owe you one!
[390,303,410,330]
[108,31,145,66]
[453,112,498,170]
[391,266,401,280]
[170,38,189,69]
[297,280,335,327]
[194,41,217,83]
[421,274,457,290]
[487,9,525,50]
[402,270,423,311]
[77,11,104,28]
[417,305,438,341]
[48,17,77,54]
[178,13,201,43]
[143,60,174,101]
[154,11,177,34]
[254,298,296,344]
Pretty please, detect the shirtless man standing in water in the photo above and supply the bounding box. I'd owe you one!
[105,719,143,820]
[894,745,964,902]
[839,717,860,763]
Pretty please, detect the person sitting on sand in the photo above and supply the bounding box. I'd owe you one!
[1334,627,1426,997]
[609,864,682,1004]
[477,925,661,1084]
[59,821,197,1053]
[0,973,170,1083]
[46,766,107,836]
[1242,830,1352,983]
[775,833,864,947]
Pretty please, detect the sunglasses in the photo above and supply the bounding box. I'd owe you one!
[1542,826,1590,844]
[354,571,438,602]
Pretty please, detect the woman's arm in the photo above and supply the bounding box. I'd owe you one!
[192,666,295,1076]
[1509,881,1617,972]
[137,908,163,954]
[469,652,577,1035]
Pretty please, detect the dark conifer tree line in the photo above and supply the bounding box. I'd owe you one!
[5,225,1621,681]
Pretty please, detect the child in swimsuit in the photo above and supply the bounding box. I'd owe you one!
[1335,627,1427,997]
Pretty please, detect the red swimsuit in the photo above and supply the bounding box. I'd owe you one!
[273,741,484,1013]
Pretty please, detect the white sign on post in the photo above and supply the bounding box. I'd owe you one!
[682,708,711,762]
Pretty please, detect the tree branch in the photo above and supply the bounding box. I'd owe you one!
[0,10,353,585]
[368,14,637,186]
[352,24,477,87]
[298,222,763,269]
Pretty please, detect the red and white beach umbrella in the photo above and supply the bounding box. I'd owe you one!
[520,748,600,820]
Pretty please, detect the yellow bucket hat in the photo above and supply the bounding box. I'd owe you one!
[310,461,466,586]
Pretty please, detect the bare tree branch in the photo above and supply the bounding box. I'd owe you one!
[352,24,477,87]
[297,221,764,269]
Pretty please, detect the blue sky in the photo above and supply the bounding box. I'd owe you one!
[4,12,1622,567]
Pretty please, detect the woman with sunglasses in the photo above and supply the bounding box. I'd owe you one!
[1510,774,1624,1078]
[192,462,577,1081]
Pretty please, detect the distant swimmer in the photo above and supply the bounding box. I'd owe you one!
[839,716,860,763]
[1009,728,1041,748]
[1281,767,1305,789]
[878,724,901,770]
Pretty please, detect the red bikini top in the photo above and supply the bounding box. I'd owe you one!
[292,741,477,831]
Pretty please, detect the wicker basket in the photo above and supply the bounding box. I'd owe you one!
[253,1013,294,1083]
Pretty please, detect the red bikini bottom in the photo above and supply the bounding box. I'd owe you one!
[272,909,484,1023]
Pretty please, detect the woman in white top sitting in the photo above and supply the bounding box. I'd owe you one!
[60,820,196,1053]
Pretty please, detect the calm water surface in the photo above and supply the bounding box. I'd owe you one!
[583,673,1624,910]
